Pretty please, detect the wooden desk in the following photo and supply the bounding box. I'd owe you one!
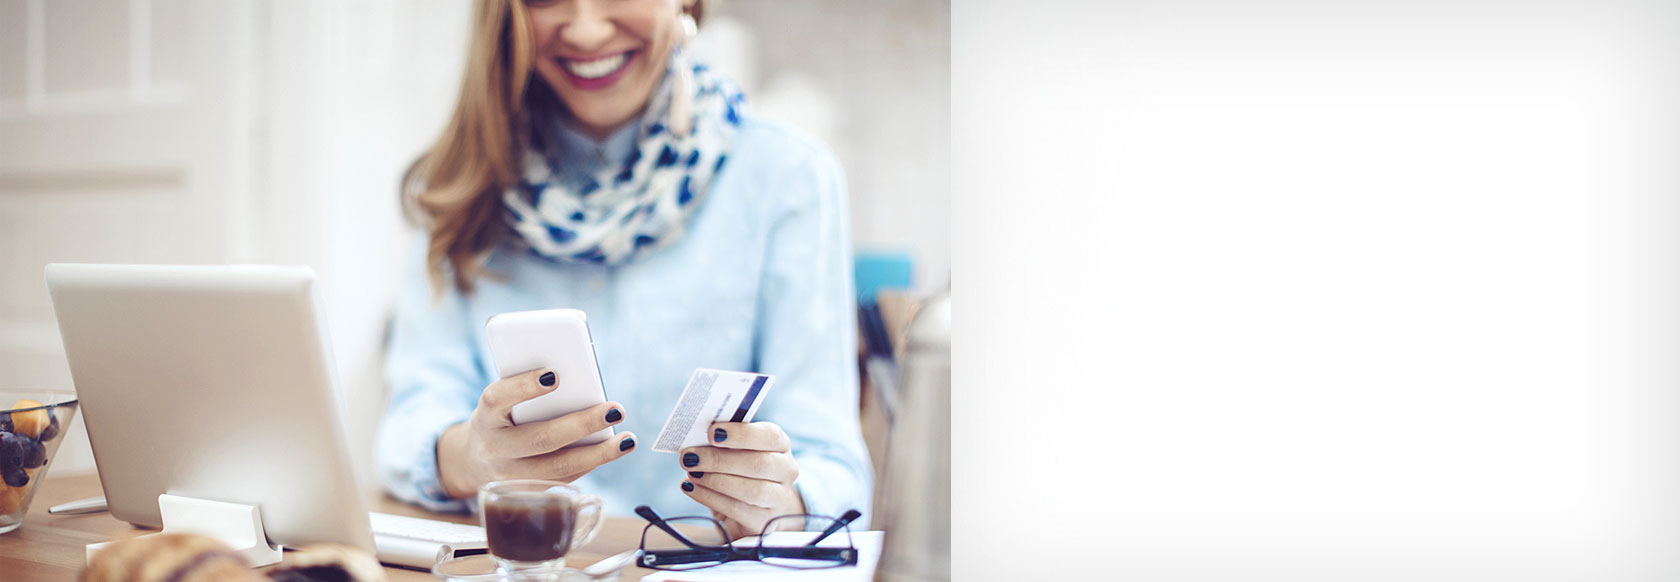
[0,473,660,582]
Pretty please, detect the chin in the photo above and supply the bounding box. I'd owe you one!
[540,74,651,135]
[567,103,636,133]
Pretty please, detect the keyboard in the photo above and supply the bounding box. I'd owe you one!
[368,512,486,546]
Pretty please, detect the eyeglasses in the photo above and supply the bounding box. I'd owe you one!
[633,505,862,571]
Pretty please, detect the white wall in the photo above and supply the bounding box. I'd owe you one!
[710,0,952,292]
[1,0,252,477]
[0,0,469,491]
[312,0,471,493]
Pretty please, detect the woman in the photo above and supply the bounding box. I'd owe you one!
[374,0,870,537]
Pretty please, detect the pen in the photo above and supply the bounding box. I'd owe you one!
[48,496,108,515]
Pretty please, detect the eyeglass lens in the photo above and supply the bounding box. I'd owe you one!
[757,515,855,569]
[640,517,731,570]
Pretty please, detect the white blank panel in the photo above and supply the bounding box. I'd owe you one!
[42,0,129,95]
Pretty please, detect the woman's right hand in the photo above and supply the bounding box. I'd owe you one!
[436,368,635,499]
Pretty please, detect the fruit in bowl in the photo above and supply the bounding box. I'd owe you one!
[0,391,79,534]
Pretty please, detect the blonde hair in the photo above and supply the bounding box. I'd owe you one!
[400,0,537,295]
[403,0,704,295]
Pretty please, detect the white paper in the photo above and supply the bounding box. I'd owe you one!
[640,531,882,582]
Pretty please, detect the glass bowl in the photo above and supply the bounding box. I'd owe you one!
[0,390,79,534]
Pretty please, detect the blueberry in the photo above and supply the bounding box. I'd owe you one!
[0,413,11,433]
[0,433,23,471]
[2,467,26,488]
[21,439,44,469]
[38,415,58,442]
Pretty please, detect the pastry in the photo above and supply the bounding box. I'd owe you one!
[268,544,388,582]
[81,532,264,582]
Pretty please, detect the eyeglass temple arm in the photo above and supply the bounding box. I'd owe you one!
[634,505,707,549]
[805,509,863,547]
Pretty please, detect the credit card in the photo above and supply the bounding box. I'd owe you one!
[652,368,775,453]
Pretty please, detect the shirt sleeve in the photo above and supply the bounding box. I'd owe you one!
[753,143,875,528]
[375,237,486,514]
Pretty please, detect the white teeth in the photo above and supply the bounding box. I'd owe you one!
[564,53,627,79]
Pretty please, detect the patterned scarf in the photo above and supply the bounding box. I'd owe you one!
[504,51,745,265]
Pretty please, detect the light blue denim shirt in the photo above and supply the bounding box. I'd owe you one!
[375,113,871,527]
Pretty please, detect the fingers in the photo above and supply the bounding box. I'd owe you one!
[681,479,774,530]
[514,431,638,481]
[493,401,626,457]
[707,422,791,453]
[477,368,558,420]
[678,447,798,482]
[684,472,783,509]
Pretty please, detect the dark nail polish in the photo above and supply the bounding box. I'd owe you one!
[605,408,622,423]
[713,428,727,442]
[683,452,699,467]
[688,471,704,479]
[681,481,695,492]
[539,371,556,386]
[619,437,635,451]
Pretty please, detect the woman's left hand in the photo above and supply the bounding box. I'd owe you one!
[678,421,807,538]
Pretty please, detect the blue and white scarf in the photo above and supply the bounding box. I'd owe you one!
[504,53,745,265]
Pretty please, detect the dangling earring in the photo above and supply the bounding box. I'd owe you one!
[667,11,699,138]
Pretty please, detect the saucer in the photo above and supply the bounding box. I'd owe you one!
[432,555,605,582]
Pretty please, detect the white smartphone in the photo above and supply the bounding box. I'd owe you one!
[486,308,613,447]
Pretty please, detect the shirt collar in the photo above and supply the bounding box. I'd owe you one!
[553,116,642,173]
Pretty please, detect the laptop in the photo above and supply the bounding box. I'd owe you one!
[45,264,484,567]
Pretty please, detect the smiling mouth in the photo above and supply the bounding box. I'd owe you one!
[562,52,633,81]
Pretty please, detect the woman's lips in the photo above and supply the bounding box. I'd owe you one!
[559,51,636,91]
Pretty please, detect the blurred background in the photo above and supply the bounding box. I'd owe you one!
[0,0,949,490]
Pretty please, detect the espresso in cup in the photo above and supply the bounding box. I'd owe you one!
[483,497,579,562]
[479,480,603,573]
